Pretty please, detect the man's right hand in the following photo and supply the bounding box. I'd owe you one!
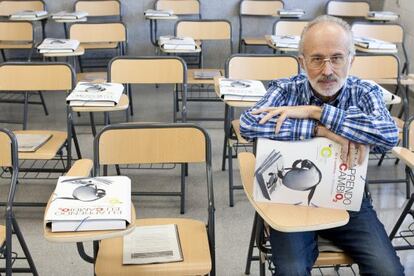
[316,125,368,168]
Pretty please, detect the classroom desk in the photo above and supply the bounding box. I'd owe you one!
[9,14,49,39]
[41,46,85,73]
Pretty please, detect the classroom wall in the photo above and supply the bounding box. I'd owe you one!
[42,0,385,68]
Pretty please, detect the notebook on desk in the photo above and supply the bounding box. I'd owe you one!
[193,69,222,80]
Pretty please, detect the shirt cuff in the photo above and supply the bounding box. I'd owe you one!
[290,119,316,140]
[320,104,345,133]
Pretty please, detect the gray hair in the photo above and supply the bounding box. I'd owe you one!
[298,15,355,56]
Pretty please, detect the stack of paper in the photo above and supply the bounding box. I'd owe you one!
[16,133,52,152]
[52,11,88,20]
[354,36,397,50]
[10,10,48,20]
[66,81,124,107]
[270,35,300,49]
[123,224,183,265]
[193,70,221,80]
[219,78,267,101]
[367,11,399,21]
[144,9,174,17]
[37,38,80,53]
[278,9,305,18]
[45,176,132,232]
[254,137,369,211]
[159,36,196,51]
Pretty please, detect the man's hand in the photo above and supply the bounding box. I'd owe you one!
[316,125,368,167]
[251,106,322,133]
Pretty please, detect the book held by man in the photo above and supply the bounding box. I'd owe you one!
[254,138,369,211]
[10,10,48,20]
[15,133,52,152]
[52,11,88,20]
[37,38,80,53]
[219,78,267,101]
[66,81,124,107]
[45,176,132,232]
[158,36,197,51]
[270,35,300,49]
[123,224,183,265]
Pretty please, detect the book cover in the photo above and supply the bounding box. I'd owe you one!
[253,138,369,211]
[66,81,124,107]
[15,133,52,152]
[123,224,183,265]
[159,36,196,51]
[45,176,132,232]
[354,36,397,50]
[270,35,300,48]
[219,78,267,101]
[37,38,80,53]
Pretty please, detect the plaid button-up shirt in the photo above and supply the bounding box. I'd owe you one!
[240,74,398,153]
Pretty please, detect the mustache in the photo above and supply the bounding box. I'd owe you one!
[317,75,337,82]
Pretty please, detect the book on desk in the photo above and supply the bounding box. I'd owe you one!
[66,81,124,107]
[270,35,300,49]
[366,11,399,21]
[123,224,183,265]
[159,36,197,51]
[219,78,267,102]
[10,10,48,20]
[37,38,80,53]
[254,138,369,211]
[354,36,397,51]
[52,11,88,20]
[278,9,305,18]
[193,69,222,80]
[144,9,174,17]
[15,133,52,152]
[45,176,132,232]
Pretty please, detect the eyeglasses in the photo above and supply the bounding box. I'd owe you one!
[304,54,349,70]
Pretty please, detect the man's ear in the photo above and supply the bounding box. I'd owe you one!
[298,55,305,70]
[349,55,355,68]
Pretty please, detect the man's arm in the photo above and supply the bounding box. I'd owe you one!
[240,81,317,141]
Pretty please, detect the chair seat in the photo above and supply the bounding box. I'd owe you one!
[316,252,353,266]
[95,218,211,276]
[80,42,119,49]
[13,130,67,160]
[242,37,267,45]
[71,94,129,112]
[0,42,33,49]
[231,119,250,144]
[0,224,5,246]
[77,72,107,83]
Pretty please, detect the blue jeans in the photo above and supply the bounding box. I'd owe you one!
[269,196,404,276]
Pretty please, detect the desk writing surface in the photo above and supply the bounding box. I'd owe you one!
[355,45,398,54]
[239,152,350,232]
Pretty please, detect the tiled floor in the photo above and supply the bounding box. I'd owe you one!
[0,85,413,275]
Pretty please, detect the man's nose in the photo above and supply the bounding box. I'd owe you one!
[322,59,334,75]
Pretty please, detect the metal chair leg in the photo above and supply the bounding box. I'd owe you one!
[38,92,49,116]
[245,213,259,275]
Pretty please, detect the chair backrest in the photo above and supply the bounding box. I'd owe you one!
[226,54,299,81]
[108,56,186,84]
[0,21,34,42]
[273,20,309,37]
[351,22,404,44]
[74,0,121,19]
[240,0,284,16]
[0,0,45,16]
[94,123,210,166]
[175,19,232,41]
[349,54,400,80]
[69,22,127,43]
[0,62,75,91]
[326,0,370,17]
[156,0,200,17]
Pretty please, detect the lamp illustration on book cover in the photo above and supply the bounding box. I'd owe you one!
[255,149,322,205]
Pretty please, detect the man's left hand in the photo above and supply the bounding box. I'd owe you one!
[251,105,322,133]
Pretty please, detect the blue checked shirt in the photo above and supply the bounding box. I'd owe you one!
[240,74,398,153]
